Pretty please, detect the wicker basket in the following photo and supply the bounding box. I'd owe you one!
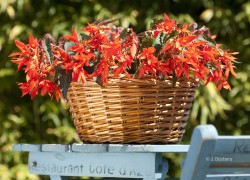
[67,76,198,144]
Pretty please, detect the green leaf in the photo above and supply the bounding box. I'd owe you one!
[94,18,119,25]
[141,37,154,48]
[167,30,179,40]
[83,51,100,74]
[44,38,53,65]
[54,66,72,99]
[94,50,100,60]
[64,42,76,55]
[93,75,103,86]
[64,41,75,51]
[153,32,166,55]
[80,33,90,40]
[172,70,177,87]
[150,18,162,29]
[120,28,130,39]
[197,35,215,46]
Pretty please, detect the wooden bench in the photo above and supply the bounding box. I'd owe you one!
[12,125,250,180]
[12,143,188,180]
[181,125,250,180]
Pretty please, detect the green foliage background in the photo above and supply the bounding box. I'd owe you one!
[0,0,249,179]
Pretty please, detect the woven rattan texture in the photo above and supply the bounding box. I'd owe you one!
[67,77,198,144]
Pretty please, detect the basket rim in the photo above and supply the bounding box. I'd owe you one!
[72,75,200,87]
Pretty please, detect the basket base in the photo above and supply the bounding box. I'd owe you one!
[74,122,187,144]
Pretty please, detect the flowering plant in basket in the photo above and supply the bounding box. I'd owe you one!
[10,13,238,101]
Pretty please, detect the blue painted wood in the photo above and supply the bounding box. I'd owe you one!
[12,143,182,179]
[13,144,189,153]
[28,151,164,179]
[29,152,156,179]
[12,144,41,152]
[180,125,218,180]
[72,144,108,152]
[214,136,250,153]
[42,144,70,152]
[181,125,250,180]
[206,174,250,180]
[107,144,189,153]
[12,125,250,180]
[12,144,175,179]
[49,175,67,180]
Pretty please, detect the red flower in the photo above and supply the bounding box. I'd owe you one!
[18,81,38,99]
[82,23,101,35]
[28,34,38,49]
[156,13,177,33]
[64,27,78,42]
[9,13,238,101]
[138,47,156,60]
[177,35,197,46]
[138,47,159,77]
[163,13,176,32]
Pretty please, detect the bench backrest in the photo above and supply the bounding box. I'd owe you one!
[181,125,250,180]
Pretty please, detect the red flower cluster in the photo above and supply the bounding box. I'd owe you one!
[58,24,138,84]
[10,34,62,100]
[137,14,238,90]
[10,13,238,101]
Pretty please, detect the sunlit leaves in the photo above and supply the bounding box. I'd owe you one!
[190,83,232,125]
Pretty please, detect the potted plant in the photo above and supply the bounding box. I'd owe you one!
[9,13,238,144]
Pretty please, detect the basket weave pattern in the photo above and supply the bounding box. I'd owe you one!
[67,77,198,144]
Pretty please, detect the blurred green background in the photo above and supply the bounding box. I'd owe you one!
[0,0,249,179]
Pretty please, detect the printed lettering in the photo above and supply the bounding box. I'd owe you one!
[41,164,46,172]
[89,164,95,173]
[234,141,250,153]
[57,166,62,173]
[29,162,147,178]
[130,170,136,176]
[108,166,114,174]
[73,165,79,173]
[136,171,143,176]
[51,164,56,173]
[243,144,250,153]
[89,164,115,175]
[68,165,73,173]
[80,165,84,173]
[119,167,126,175]
[96,165,102,174]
